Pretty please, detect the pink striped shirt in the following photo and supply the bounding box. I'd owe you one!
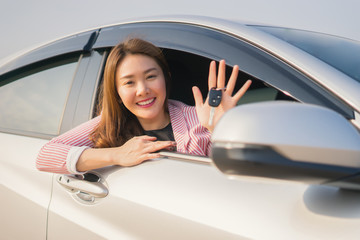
[36,100,211,174]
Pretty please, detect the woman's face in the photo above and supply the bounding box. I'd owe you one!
[115,54,167,129]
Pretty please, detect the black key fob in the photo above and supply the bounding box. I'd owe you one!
[209,88,222,107]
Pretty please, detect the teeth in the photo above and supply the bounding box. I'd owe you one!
[137,98,154,106]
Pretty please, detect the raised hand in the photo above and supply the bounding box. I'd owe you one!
[192,60,252,132]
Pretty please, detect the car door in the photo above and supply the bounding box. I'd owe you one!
[47,21,360,240]
[0,54,84,239]
[0,28,104,239]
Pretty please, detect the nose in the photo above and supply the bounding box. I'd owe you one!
[136,80,149,96]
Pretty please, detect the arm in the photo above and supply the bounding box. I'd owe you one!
[36,116,100,174]
[37,116,176,174]
[192,60,252,132]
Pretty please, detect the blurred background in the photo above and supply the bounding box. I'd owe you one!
[0,0,359,66]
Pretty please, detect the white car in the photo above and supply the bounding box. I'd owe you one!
[1,16,360,239]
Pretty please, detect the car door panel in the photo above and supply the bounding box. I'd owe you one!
[0,50,91,239]
[48,157,360,239]
[48,160,246,239]
[0,133,51,239]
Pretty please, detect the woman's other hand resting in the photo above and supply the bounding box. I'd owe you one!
[76,136,176,172]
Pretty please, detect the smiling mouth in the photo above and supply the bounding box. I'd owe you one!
[137,97,156,106]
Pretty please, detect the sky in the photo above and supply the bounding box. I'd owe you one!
[0,0,359,66]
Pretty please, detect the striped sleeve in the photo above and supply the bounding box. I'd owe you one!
[169,100,212,156]
[36,116,101,174]
[184,106,212,156]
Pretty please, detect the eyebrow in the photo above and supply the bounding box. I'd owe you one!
[119,67,158,80]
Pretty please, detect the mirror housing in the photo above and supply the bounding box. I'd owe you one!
[211,101,360,190]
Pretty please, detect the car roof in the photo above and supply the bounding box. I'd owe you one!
[1,15,359,112]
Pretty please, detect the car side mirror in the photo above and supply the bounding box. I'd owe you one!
[211,101,360,190]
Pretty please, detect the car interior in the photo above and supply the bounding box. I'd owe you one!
[164,48,296,106]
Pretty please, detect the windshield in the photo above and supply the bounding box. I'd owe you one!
[252,26,360,83]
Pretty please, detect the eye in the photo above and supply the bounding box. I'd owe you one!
[147,74,157,80]
[124,80,134,86]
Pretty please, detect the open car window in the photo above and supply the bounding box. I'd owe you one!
[163,48,296,106]
[92,47,298,164]
[89,21,355,162]
[92,48,296,119]
[93,22,352,119]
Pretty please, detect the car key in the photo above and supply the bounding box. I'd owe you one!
[208,88,224,126]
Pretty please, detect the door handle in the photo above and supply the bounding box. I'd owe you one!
[57,174,108,198]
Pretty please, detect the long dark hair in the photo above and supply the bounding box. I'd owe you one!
[90,38,171,148]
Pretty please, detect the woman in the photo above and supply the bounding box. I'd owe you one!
[36,38,251,174]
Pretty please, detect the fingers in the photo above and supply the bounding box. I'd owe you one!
[208,60,235,90]
[217,60,226,89]
[192,86,204,107]
[225,65,239,94]
[207,59,250,99]
[144,140,176,153]
[145,153,161,160]
[233,80,252,102]
[117,137,177,167]
[133,152,161,166]
[208,61,216,90]
[137,139,176,163]
[134,135,176,152]
[139,141,175,163]
[135,135,158,141]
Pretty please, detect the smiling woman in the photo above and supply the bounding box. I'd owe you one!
[115,54,168,131]
[36,38,251,174]
[93,38,173,149]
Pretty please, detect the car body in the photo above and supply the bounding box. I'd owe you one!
[1,16,360,239]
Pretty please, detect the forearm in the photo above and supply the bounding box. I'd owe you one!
[36,116,100,174]
[76,147,115,172]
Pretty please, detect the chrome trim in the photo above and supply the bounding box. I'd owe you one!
[351,111,360,130]
[159,151,212,164]
[57,54,83,135]
[89,50,108,119]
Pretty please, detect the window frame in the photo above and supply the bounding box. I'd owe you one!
[59,50,107,135]
[0,53,84,139]
[91,22,354,119]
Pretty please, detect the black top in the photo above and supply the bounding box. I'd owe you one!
[144,123,175,141]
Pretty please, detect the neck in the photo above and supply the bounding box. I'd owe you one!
[138,111,170,131]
